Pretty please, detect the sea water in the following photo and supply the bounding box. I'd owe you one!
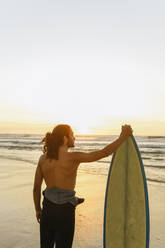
[0,134,165,184]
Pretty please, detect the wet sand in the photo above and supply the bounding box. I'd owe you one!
[0,158,165,248]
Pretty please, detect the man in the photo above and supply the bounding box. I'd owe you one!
[33,124,133,248]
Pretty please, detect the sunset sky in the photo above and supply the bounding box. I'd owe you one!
[0,0,165,135]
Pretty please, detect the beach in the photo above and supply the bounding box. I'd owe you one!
[0,157,165,248]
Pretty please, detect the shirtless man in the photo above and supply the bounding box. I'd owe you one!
[33,124,133,248]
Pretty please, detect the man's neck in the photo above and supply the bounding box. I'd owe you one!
[59,145,68,153]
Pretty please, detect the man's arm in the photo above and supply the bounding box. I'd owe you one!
[68,125,132,163]
[33,155,43,223]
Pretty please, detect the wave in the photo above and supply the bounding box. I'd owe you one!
[145,164,165,169]
[141,150,165,155]
[97,161,110,164]
[0,155,36,165]
[148,136,165,139]
[142,157,165,161]
[146,178,165,184]
[0,140,39,145]
[0,145,42,151]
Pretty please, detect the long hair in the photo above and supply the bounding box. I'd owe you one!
[41,124,71,160]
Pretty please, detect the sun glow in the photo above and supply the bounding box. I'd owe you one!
[76,125,90,135]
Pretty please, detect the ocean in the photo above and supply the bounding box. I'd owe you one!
[0,134,165,184]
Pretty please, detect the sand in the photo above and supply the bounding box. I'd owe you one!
[0,158,165,248]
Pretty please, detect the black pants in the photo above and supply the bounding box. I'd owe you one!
[40,197,75,248]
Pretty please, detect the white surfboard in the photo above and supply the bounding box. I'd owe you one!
[103,135,150,248]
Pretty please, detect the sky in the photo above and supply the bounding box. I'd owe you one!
[0,0,165,135]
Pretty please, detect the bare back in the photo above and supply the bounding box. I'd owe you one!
[40,153,79,191]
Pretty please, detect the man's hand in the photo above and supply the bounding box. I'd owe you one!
[36,209,42,223]
[120,124,133,139]
[33,155,44,223]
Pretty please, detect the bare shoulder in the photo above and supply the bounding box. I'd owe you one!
[38,154,46,165]
[67,151,83,161]
[66,151,95,163]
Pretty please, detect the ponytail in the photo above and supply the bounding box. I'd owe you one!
[40,132,52,154]
[40,124,71,159]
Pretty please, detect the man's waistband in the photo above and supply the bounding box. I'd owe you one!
[43,186,77,206]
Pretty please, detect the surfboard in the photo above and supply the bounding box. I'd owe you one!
[103,135,150,248]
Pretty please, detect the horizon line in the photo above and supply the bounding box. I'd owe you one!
[0,132,164,138]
